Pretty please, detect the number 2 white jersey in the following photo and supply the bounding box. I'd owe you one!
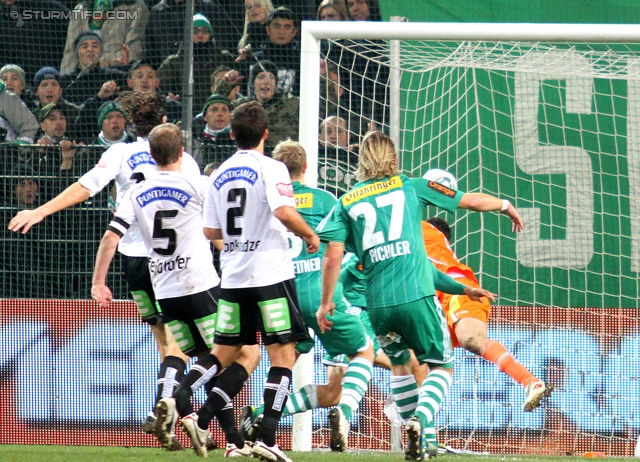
[108,170,220,299]
[78,137,201,257]
[203,150,295,289]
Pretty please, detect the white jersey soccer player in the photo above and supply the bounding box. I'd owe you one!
[82,135,202,439]
[203,150,296,288]
[91,123,224,451]
[179,101,318,460]
[107,170,220,299]
[80,137,201,257]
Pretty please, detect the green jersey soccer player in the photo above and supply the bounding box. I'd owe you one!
[317,131,522,461]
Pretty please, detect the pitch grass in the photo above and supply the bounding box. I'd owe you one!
[0,446,636,462]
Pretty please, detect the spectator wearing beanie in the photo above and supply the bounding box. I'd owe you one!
[59,32,129,106]
[5,165,40,210]
[158,12,234,115]
[0,64,37,110]
[60,0,149,75]
[31,67,80,137]
[192,93,234,167]
[213,60,298,152]
[93,101,133,146]
[0,80,39,145]
[0,64,26,96]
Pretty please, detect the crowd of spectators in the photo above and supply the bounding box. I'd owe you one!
[1,0,389,296]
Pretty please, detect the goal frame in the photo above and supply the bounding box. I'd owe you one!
[293,20,640,453]
[298,21,640,189]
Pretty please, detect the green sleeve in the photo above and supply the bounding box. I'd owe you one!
[431,262,467,295]
[411,177,463,213]
[316,203,349,244]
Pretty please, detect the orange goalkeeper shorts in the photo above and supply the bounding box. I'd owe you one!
[437,276,491,348]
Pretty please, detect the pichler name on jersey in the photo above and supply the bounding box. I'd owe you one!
[369,240,411,263]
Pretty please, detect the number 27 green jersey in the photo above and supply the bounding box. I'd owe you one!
[317,174,463,309]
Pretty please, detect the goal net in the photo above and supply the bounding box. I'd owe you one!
[297,21,640,456]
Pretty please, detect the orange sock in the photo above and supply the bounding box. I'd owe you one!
[481,339,536,387]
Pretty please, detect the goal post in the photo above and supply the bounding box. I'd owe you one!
[295,20,640,456]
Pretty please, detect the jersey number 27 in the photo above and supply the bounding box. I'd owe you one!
[348,190,405,250]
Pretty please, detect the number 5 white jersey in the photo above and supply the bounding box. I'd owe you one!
[203,150,296,289]
[109,170,220,299]
[78,137,201,257]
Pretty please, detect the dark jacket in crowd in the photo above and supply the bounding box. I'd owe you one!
[191,112,235,168]
[59,65,128,106]
[0,0,69,78]
[146,0,244,68]
[255,40,301,97]
[74,92,181,143]
[157,41,234,115]
[243,20,270,51]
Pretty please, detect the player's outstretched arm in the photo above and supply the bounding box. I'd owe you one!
[8,182,92,234]
[273,205,320,253]
[431,265,497,304]
[457,193,524,233]
[463,286,496,302]
[431,262,497,302]
[316,242,344,333]
[91,230,121,308]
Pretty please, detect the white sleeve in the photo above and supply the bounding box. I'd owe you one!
[181,152,202,178]
[78,145,123,197]
[202,174,220,229]
[264,160,295,211]
[108,188,136,237]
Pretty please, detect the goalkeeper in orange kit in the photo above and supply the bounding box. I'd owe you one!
[422,172,553,411]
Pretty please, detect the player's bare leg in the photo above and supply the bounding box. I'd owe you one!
[318,365,346,407]
[150,323,170,361]
[454,317,553,411]
[408,350,428,386]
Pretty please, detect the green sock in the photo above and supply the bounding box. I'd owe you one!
[284,383,319,416]
[414,369,451,429]
[423,420,437,445]
[338,357,373,420]
[390,374,419,420]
